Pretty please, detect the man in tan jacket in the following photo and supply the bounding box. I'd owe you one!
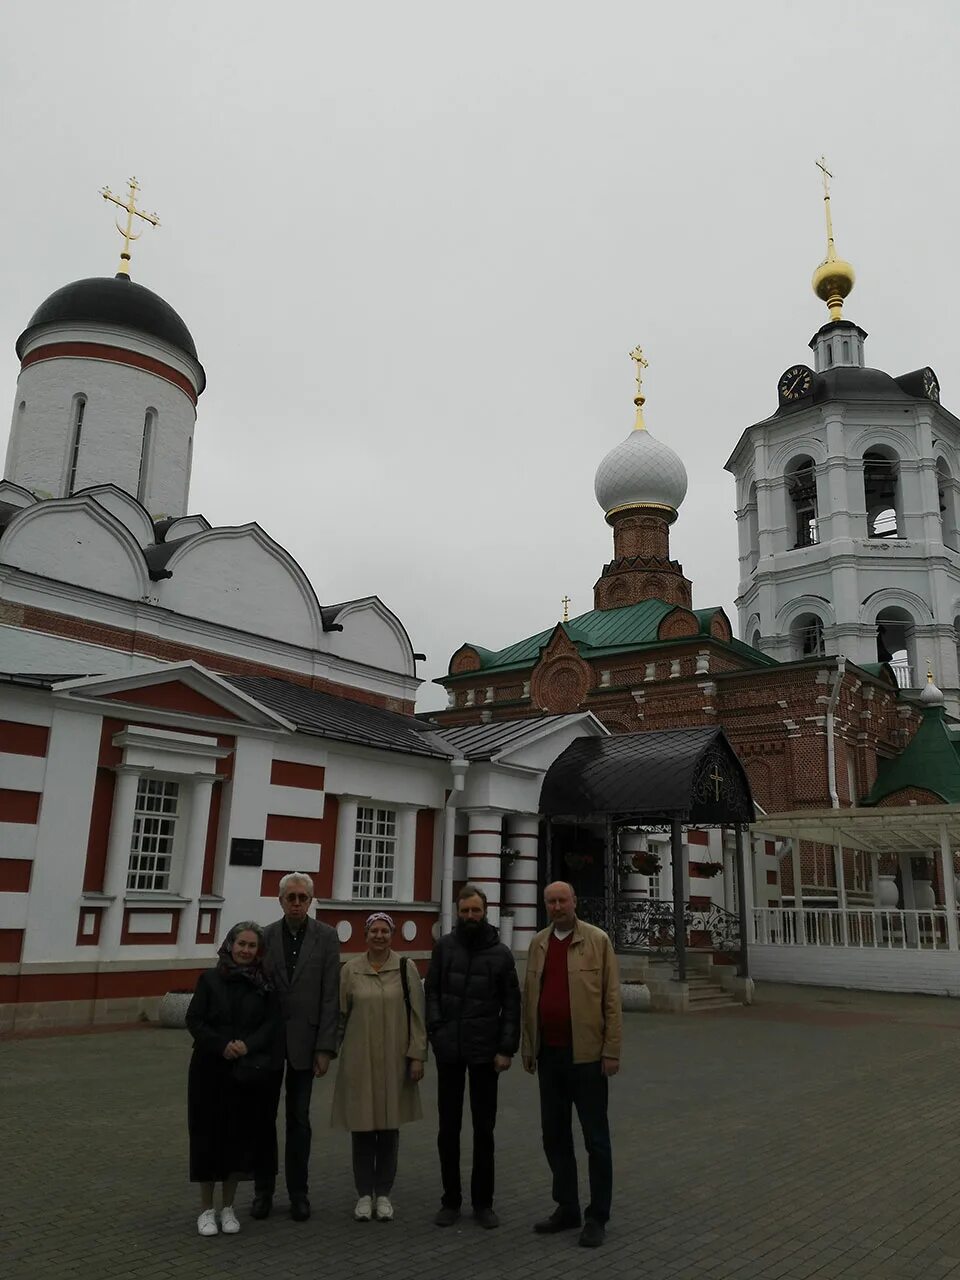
[522,881,621,1249]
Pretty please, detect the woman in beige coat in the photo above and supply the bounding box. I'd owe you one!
[332,911,427,1222]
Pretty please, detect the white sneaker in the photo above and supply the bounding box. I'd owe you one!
[197,1209,218,1236]
[220,1206,240,1234]
[354,1195,373,1221]
[375,1195,394,1221]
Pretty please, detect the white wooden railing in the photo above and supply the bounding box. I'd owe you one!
[752,907,955,951]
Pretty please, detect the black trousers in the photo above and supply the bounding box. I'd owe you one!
[352,1129,400,1197]
[256,1061,314,1197]
[537,1045,612,1223]
[436,1060,499,1210]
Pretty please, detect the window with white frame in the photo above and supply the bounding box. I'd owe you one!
[352,806,397,899]
[127,777,181,891]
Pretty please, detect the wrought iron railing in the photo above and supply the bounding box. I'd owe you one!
[578,897,741,954]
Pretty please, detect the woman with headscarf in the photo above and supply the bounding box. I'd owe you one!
[185,920,279,1236]
[331,911,427,1222]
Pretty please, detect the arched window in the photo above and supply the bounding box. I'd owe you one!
[791,612,825,659]
[842,339,850,362]
[785,456,819,548]
[876,606,915,688]
[863,447,901,538]
[937,457,958,550]
[65,394,87,496]
[750,628,762,652]
[746,481,759,571]
[826,342,833,367]
[137,408,156,503]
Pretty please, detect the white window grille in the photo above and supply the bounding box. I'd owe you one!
[352,806,397,899]
[127,777,180,891]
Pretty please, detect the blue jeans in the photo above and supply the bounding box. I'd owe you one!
[537,1045,612,1223]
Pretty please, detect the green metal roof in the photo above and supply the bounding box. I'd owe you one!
[863,703,960,805]
[444,600,777,680]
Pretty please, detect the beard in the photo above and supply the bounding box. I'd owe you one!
[457,918,485,940]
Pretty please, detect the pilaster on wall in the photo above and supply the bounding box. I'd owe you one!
[503,814,539,952]
[466,809,504,926]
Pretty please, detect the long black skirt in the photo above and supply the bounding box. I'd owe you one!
[187,1051,277,1183]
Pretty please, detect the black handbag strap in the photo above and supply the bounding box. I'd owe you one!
[399,956,413,1042]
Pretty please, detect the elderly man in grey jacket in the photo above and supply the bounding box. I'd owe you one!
[252,871,340,1222]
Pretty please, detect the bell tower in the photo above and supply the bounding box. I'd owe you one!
[725,159,960,711]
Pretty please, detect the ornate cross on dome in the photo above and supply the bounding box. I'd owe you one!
[100,177,160,278]
[815,155,837,260]
[629,345,648,429]
[561,595,571,623]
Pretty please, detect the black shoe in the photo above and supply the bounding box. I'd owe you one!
[534,1208,582,1234]
[473,1207,500,1229]
[250,1193,273,1220]
[434,1206,461,1227]
[290,1195,311,1222]
[579,1219,606,1248]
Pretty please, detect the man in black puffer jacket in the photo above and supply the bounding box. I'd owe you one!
[425,882,521,1230]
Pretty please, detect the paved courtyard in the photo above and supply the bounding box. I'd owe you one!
[4,983,960,1280]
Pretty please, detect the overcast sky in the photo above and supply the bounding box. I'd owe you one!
[2,2,959,709]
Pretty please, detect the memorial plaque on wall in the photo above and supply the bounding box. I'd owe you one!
[230,838,264,867]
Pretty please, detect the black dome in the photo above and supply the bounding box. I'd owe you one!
[16,276,200,365]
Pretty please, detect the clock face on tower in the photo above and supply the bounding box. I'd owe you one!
[778,364,814,403]
[923,367,940,402]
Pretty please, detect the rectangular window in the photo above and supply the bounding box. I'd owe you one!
[127,777,180,891]
[352,805,397,899]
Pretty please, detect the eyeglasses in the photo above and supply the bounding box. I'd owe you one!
[284,893,311,903]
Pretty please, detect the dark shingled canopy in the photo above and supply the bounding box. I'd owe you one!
[539,727,753,824]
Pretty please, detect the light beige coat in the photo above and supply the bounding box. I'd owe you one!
[521,918,622,1065]
[331,952,427,1132]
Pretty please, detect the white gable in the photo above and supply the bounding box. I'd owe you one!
[324,597,416,676]
[1,498,149,598]
[161,524,322,647]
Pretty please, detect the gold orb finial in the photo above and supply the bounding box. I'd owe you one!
[812,156,855,321]
[629,345,648,430]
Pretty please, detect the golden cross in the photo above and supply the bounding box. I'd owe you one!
[709,765,723,801]
[629,345,648,397]
[100,177,160,277]
[815,155,836,260]
[815,154,833,197]
[561,595,571,623]
[627,345,650,430]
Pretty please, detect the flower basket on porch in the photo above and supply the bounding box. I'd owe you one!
[694,861,723,878]
[500,847,521,868]
[564,851,594,872]
[630,852,661,876]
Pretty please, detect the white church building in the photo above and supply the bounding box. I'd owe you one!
[0,213,605,1032]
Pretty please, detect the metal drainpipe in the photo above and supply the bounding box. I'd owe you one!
[441,760,470,935]
[826,655,846,809]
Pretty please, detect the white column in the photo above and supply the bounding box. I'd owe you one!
[619,831,648,899]
[938,824,959,951]
[504,814,539,953]
[332,797,359,901]
[722,841,736,913]
[394,807,418,904]
[833,843,849,945]
[99,767,142,954]
[790,838,806,943]
[179,775,216,947]
[898,852,919,947]
[466,809,503,927]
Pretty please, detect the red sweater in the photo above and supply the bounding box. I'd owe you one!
[539,932,573,1048]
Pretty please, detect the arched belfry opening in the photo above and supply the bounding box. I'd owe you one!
[790,612,825,659]
[876,606,915,688]
[785,456,818,548]
[863,448,901,539]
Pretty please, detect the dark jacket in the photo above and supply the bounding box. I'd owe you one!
[424,922,521,1065]
[186,968,280,1063]
[261,917,341,1070]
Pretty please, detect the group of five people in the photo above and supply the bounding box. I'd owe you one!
[185,873,622,1247]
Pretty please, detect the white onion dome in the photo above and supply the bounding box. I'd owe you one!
[920,672,945,708]
[594,425,688,524]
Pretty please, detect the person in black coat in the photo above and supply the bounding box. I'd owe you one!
[424,883,521,1230]
[186,921,279,1237]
